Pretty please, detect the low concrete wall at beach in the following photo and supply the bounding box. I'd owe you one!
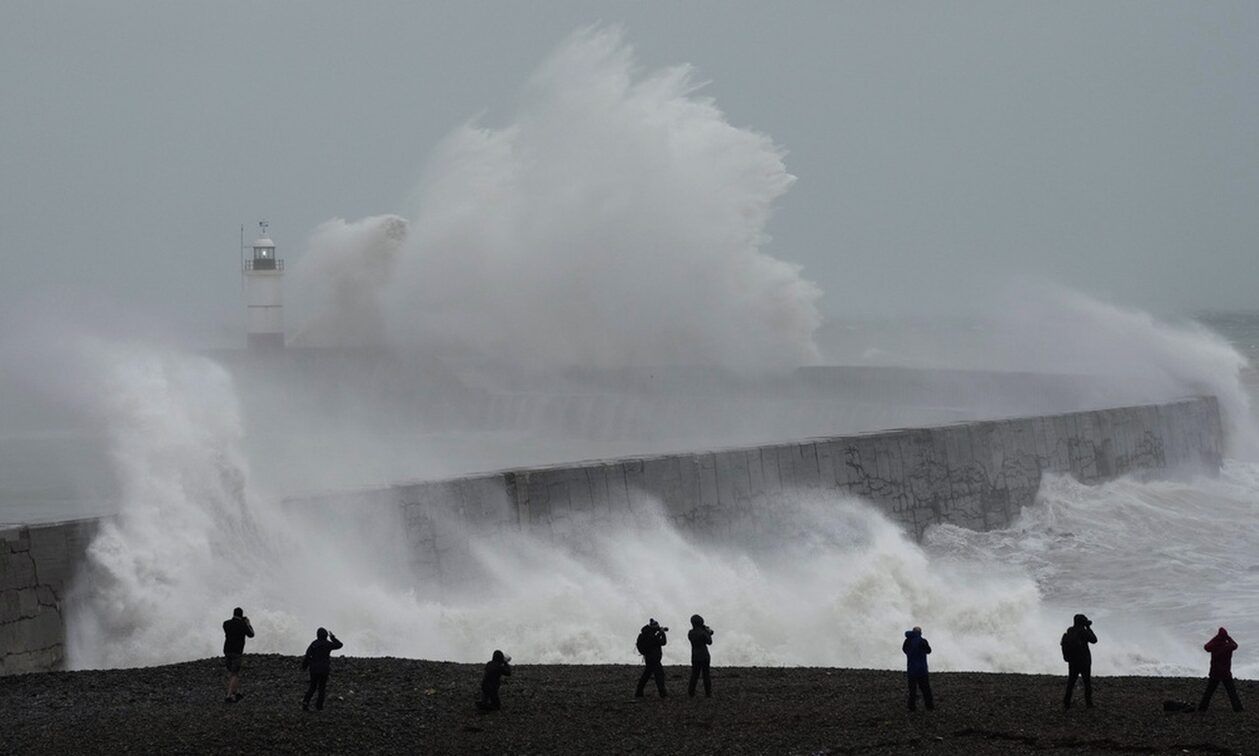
[380,396,1223,581]
[0,519,98,676]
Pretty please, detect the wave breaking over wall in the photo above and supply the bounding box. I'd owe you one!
[290,26,822,371]
[0,379,1220,675]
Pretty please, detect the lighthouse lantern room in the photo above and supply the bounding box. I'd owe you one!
[243,220,284,349]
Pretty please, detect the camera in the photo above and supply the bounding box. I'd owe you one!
[650,619,669,633]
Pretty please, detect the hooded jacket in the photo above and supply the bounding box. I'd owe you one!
[1061,615,1097,666]
[481,650,512,694]
[1205,628,1238,680]
[302,631,344,675]
[688,625,713,664]
[903,629,931,678]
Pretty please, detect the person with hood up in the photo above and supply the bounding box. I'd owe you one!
[1061,613,1097,709]
[635,619,668,698]
[1199,627,1244,712]
[301,627,343,711]
[903,626,933,711]
[476,650,513,712]
[687,614,714,698]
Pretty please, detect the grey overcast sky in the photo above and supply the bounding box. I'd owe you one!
[2,1,1256,343]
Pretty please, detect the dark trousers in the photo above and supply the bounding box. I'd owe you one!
[476,686,501,711]
[304,672,329,709]
[689,660,711,697]
[907,674,933,710]
[636,659,666,697]
[1064,663,1092,708]
[1199,676,1244,712]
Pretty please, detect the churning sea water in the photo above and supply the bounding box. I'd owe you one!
[4,310,1259,674]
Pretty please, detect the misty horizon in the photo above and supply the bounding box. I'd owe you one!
[4,2,1258,347]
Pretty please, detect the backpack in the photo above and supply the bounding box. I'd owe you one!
[636,632,651,656]
[1061,628,1082,662]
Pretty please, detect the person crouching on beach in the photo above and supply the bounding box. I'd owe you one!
[222,607,254,704]
[1061,613,1097,709]
[476,650,512,711]
[301,627,344,711]
[688,614,714,697]
[1199,627,1244,712]
[903,626,933,711]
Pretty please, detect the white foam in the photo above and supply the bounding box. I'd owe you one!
[290,26,822,373]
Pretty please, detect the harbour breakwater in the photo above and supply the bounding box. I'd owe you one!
[300,396,1223,585]
[0,396,1224,675]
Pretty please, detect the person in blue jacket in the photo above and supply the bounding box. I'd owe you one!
[903,626,933,711]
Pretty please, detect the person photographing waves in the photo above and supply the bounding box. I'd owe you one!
[688,614,714,697]
[222,607,254,704]
[635,619,668,698]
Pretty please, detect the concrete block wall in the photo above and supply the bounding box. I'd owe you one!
[0,519,99,676]
[378,396,1222,577]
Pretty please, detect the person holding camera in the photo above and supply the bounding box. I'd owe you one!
[301,627,344,711]
[1061,613,1097,708]
[635,619,669,698]
[903,626,933,711]
[222,607,254,704]
[476,650,513,712]
[1198,627,1244,712]
[687,614,714,697]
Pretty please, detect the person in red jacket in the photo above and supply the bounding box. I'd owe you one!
[1199,627,1244,712]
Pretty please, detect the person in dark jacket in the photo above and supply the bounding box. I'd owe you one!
[222,607,254,704]
[1061,613,1097,708]
[476,650,513,711]
[1199,627,1244,712]
[903,626,933,711]
[688,614,714,697]
[635,619,668,698]
[301,627,344,711]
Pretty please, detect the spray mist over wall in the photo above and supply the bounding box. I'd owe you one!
[50,326,1255,675]
[293,26,822,371]
[288,215,409,348]
[56,339,1075,672]
[13,25,1254,676]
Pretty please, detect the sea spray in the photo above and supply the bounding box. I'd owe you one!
[292,26,822,372]
[55,336,1259,676]
[63,341,1062,671]
[64,343,266,667]
[986,285,1258,458]
[288,215,409,349]
[927,464,1259,678]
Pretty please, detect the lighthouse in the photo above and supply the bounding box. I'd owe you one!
[243,220,284,349]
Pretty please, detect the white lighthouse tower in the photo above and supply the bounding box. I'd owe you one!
[243,220,284,349]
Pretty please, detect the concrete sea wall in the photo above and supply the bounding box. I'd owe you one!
[378,396,1223,582]
[0,518,99,676]
[0,396,1225,675]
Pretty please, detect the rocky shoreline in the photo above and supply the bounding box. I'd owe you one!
[3,655,1258,754]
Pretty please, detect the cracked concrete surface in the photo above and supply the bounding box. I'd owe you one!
[0,519,98,676]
